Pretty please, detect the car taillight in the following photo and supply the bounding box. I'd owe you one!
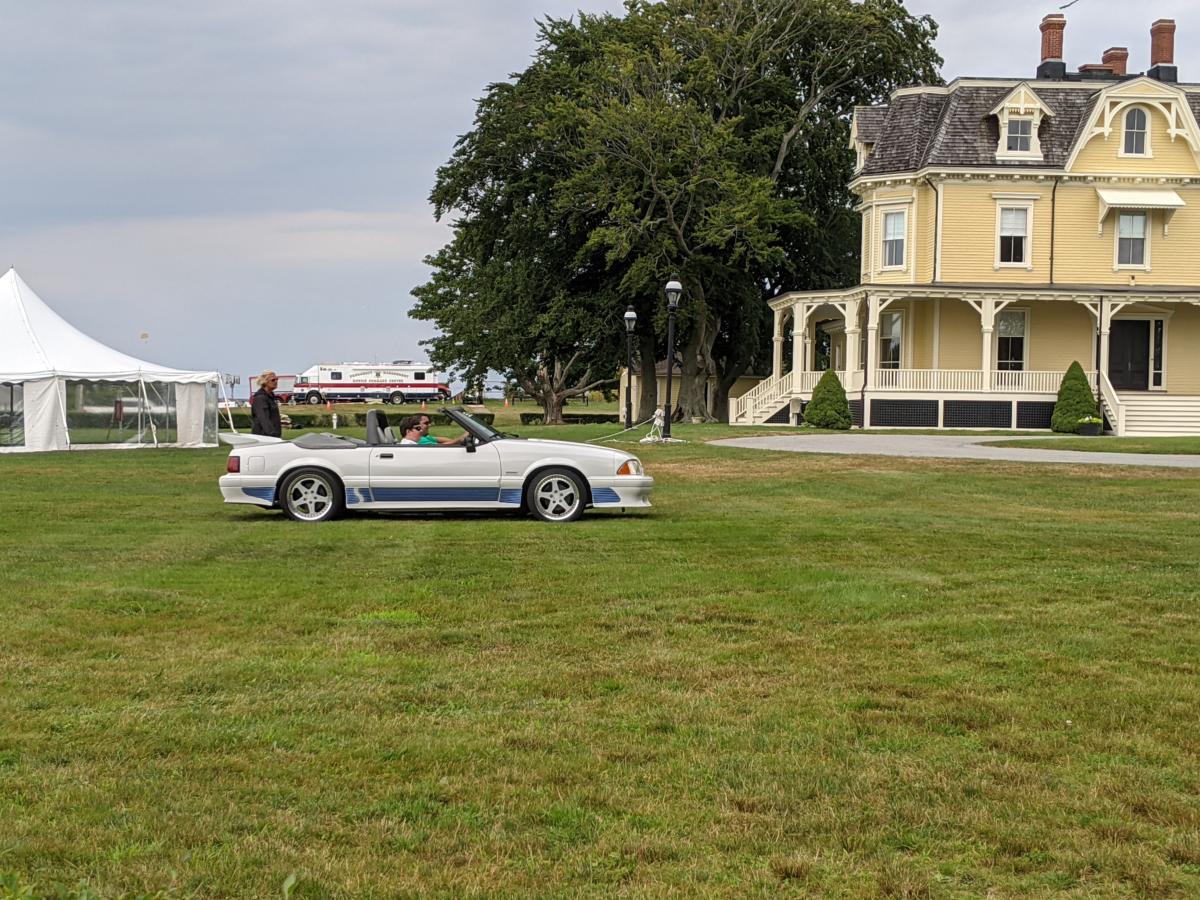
[227,455,241,473]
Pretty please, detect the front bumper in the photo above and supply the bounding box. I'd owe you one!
[589,475,653,508]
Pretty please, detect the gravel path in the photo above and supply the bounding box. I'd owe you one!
[710,433,1200,468]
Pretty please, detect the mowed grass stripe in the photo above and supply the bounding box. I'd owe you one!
[1,432,1198,896]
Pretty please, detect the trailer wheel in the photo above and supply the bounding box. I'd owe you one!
[306,391,323,405]
[389,391,405,405]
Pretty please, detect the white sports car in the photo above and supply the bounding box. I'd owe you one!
[219,407,653,523]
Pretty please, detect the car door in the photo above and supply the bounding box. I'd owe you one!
[367,441,503,507]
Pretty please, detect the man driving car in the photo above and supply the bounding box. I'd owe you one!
[417,414,466,446]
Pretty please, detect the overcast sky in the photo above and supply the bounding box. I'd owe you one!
[2,1,1194,390]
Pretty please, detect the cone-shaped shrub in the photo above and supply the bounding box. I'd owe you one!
[1051,360,1100,433]
[803,369,852,429]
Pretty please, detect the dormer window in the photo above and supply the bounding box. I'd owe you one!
[1123,107,1149,156]
[1007,119,1033,153]
[991,84,1051,162]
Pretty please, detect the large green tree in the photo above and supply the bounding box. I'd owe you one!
[413,0,941,422]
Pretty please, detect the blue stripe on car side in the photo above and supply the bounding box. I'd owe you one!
[592,487,620,504]
[499,489,523,505]
[368,487,500,503]
[242,487,275,503]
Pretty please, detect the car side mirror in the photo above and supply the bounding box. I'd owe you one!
[464,434,477,453]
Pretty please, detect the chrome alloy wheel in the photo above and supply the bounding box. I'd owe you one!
[286,473,335,521]
[532,472,583,522]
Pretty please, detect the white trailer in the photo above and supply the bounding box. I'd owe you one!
[292,361,451,405]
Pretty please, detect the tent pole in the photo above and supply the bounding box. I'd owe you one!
[217,377,238,432]
[140,378,159,447]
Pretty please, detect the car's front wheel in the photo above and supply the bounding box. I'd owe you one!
[280,468,344,522]
[389,391,405,405]
[306,391,323,405]
[526,468,586,523]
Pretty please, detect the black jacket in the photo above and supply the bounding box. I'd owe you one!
[250,388,282,437]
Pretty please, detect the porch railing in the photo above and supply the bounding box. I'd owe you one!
[729,370,791,423]
[1098,371,1125,436]
[870,368,1093,393]
[873,369,984,391]
[793,370,847,393]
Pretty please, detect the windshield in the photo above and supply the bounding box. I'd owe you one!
[442,407,509,441]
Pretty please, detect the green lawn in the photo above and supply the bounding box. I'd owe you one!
[987,436,1200,455]
[2,427,1199,897]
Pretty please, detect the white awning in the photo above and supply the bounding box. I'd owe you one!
[1097,188,1185,234]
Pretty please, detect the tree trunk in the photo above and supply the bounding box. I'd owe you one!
[676,313,719,422]
[541,392,565,425]
[637,329,658,422]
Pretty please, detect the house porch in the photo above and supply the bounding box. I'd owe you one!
[732,286,1200,434]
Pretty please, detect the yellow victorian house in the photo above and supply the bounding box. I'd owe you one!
[732,14,1200,434]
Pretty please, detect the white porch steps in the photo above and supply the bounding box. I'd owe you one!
[1117,393,1200,435]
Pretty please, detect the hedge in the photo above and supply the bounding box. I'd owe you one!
[519,412,621,425]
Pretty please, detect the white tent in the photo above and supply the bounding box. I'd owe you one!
[0,268,219,453]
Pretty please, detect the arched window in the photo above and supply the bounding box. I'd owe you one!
[1124,108,1148,155]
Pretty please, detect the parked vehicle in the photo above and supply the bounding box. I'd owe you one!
[292,361,451,405]
[218,407,653,523]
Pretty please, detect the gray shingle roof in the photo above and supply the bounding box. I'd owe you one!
[857,81,1198,176]
[852,106,889,144]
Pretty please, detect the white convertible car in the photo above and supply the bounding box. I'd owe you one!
[219,407,653,523]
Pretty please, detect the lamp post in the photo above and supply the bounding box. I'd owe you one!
[623,306,637,429]
[663,277,682,438]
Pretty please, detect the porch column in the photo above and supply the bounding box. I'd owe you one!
[791,303,804,385]
[979,298,997,392]
[844,298,862,392]
[866,294,881,373]
[1098,300,1113,381]
[771,308,785,378]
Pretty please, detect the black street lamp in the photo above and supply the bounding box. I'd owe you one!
[623,306,637,429]
[663,277,682,439]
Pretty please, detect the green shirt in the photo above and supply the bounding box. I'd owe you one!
[418,435,439,445]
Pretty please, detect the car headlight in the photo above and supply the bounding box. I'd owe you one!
[616,458,643,476]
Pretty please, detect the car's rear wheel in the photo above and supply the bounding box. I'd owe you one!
[526,468,586,523]
[389,391,405,405]
[281,468,344,522]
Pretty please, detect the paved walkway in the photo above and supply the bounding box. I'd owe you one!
[711,433,1200,468]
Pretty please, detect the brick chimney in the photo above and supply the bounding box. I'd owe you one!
[1149,19,1177,82]
[1037,14,1067,79]
[1102,47,1129,76]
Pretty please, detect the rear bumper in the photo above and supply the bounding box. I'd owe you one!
[589,476,653,508]
[219,474,277,507]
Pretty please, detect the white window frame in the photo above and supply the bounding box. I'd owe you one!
[881,208,907,271]
[994,307,1029,372]
[878,309,905,369]
[1006,117,1033,154]
[1114,211,1151,271]
[991,85,1051,162]
[1119,106,1152,158]
[994,202,1034,270]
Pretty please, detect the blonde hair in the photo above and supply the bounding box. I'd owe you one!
[259,370,278,384]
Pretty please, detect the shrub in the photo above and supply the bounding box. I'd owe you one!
[803,369,852,429]
[519,412,620,425]
[1051,361,1100,433]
